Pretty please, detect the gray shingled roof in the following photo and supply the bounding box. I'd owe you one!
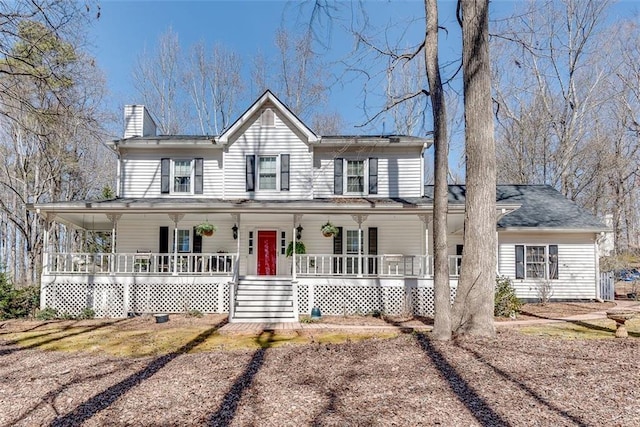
[424,184,608,230]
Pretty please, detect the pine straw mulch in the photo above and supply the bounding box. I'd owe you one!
[2,322,640,426]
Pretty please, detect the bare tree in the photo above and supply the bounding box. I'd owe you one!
[451,0,496,337]
[425,0,451,340]
[133,28,186,135]
[184,42,244,134]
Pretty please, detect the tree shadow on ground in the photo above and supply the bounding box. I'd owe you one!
[207,329,274,426]
[456,340,588,427]
[414,333,509,426]
[0,320,56,336]
[382,315,432,334]
[49,317,228,427]
[518,311,640,337]
[0,318,131,357]
[309,370,359,426]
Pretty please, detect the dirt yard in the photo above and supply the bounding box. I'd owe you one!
[1,304,640,426]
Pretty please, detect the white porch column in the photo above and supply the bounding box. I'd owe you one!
[351,214,368,277]
[292,214,303,281]
[106,214,121,274]
[169,213,185,275]
[419,214,432,277]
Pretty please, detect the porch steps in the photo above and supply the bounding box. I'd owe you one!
[232,278,296,323]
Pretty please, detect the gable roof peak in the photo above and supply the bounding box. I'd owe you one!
[217,89,318,145]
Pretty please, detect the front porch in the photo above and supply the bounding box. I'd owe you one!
[40,251,462,320]
[43,252,462,278]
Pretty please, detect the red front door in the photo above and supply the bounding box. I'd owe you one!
[257,230,277,276]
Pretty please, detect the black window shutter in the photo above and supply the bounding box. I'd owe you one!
[549,245,558,279]
[515,245,525,279]
[333,226,343,273]
[334,158,343,195]
[159,226,169,253]
[281,154,290,191]
[194,158,203,194]
[161,158,170,194]
[159,226,170,271]
[368,227,378,274]
[368,157,378,194]
[246,155,255,191]
[192,227,202,253]
[456,244,464,273]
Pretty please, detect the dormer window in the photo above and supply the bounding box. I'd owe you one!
[261,108,275,127]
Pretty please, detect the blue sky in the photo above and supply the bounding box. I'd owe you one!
[89,0,471,136]
[88,0,639,139]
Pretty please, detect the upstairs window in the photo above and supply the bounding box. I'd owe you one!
[173,160,192,193]
[259,156,277,190]
[161,158,203,195]
[334,158,378,195]
[346,160,364,193]
[245,154,289,192]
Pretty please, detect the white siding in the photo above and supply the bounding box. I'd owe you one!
[116,215,238,254]
[313,146,422,198]
[120,148,223,198]
[124,105,156,138]
[224,107,313,200]
[498,232,598,300]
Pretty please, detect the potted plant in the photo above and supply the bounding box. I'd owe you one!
[285,241,306,257]
[321,221,339,237]
[195,222,216,237]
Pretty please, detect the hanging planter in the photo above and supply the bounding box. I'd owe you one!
[321,222,339,238]
[285,241,306,257]
[195,222,217,237]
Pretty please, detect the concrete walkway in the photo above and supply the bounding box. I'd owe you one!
[218,301,640,335]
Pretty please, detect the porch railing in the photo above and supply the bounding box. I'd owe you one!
[45,252,463,278]
[295,254,463,277]
[46,252,236,275]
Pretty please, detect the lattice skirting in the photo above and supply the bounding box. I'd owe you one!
[41,280,230,318]
[298,283,457,317]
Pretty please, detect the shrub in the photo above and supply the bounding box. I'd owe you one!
[186,309,203,318]
[495,275,522,317]
[36,307,58,320]
[0,273,39,319]
[78,308,96,319]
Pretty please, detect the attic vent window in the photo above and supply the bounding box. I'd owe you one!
[261,108,275,127]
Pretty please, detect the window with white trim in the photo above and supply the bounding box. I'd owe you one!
[161,158,203,195]
[345,229,364,274]
[334,157,378,195]
[258,156,277,190]
[516,244,558,280]
[173,160,192,193]
[175,229,191,253]
[346,160,365,193]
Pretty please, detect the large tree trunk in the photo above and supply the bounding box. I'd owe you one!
[424,0,450,340]
[451,0,496,336]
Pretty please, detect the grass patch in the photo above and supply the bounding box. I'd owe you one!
[518,318,640,339]
[1,324,401,357]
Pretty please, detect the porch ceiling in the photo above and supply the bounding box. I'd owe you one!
[29,197,522,231]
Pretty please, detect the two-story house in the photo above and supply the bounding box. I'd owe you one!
[32,91,610,321]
